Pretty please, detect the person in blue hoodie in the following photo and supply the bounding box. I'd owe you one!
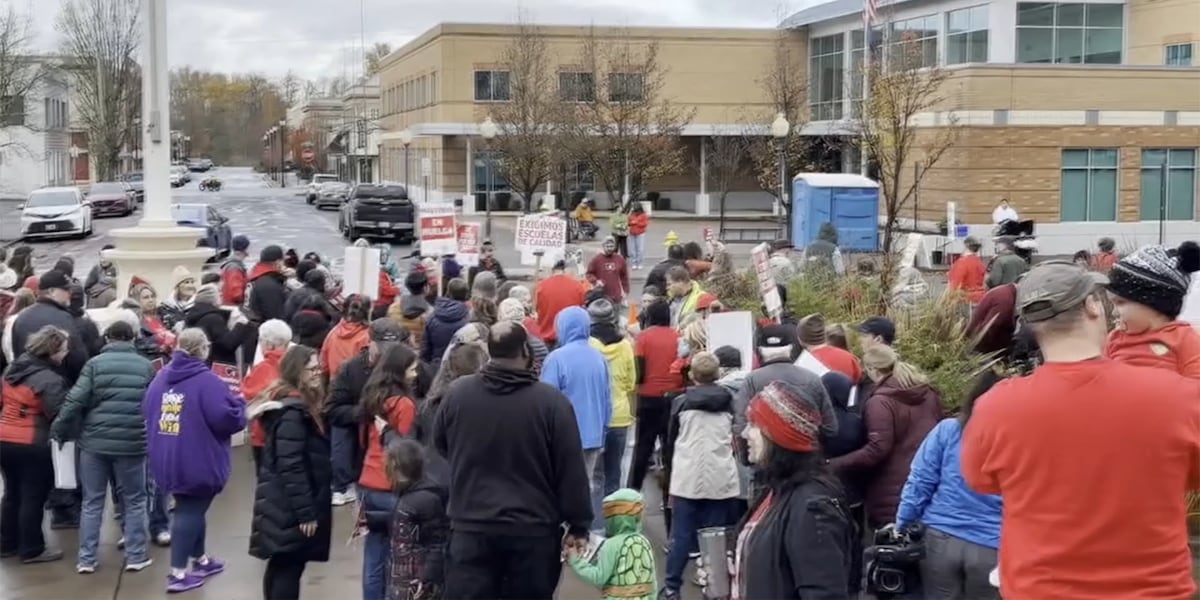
[894,369,1003,600]
[540,306,611,540]
[143,328,247,594]
[421,278,470,366]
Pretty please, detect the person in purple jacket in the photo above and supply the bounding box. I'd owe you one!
[143,328,247,593]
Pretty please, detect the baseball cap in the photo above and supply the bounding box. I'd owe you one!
[1016,261,1108,323]
[696,292,720,311]
[856,317,896,345]
[232,235,251,252]
[38,269,71,292]
[770,239,794,252]
[369,318,407,343]
[757,323,797,348]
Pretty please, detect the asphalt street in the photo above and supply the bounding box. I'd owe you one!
[1,167,756,291]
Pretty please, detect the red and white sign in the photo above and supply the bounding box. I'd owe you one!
[703,226,715,244]
[301,148,315,162]
[211,362,243,397]
[419,204,458,256]
[457,223,481,267]
[751,243,782,319]
[515,214,567,254]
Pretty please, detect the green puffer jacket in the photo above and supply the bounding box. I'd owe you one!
[51,342,156,456]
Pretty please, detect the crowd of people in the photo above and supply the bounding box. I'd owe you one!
[0,211,1198,600]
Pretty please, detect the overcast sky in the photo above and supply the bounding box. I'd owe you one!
[20,0,816,81]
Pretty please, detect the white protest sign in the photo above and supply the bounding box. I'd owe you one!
[418,204,458,256]
[515,214,567,254]
[900,232,932,269]
[946,202,957,240]
[342,246,381,299]
[751,243,782,319]
[706,311,755,373]
[457,222,481,267]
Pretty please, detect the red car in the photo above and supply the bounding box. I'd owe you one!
[86,181,136,217]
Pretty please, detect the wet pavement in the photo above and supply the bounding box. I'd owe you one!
[0,444,699,600]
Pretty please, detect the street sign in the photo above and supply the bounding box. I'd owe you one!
[421,157,432,177]
[751,242,782,319]
[457,222,481,267]
[301,148,315,162]
[419,204,458,256]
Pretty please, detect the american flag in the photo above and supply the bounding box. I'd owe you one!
[863,0,879,29]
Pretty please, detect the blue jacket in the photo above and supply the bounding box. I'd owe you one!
[143,351,247,497]
[895,418,1002,548]
[540,307,611,450]
[421,297,469,363]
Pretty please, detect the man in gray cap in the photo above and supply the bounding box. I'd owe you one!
[985,235,1028,289]
[961,261,1200,599]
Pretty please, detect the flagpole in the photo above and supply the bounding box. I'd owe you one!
[860,1,874,178]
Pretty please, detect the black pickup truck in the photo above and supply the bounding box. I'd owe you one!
[338,184,415,244]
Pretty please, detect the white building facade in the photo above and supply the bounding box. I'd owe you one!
[0,60,72,198]
[332,75,381,184]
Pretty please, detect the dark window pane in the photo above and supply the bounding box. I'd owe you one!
[1091,148,1118,167]
[1017,28,1054,62]
[1170,149,1196,167]
[1061,170,1089,221]
[474,71,491,101]
[1055,28,1084,63]
[1084,29,1122,64]
[1062,149,1090,167]
[1057,3,1084,27]
[1086,4,1123,27]
[1017,3,1055,26]
[492,71,510,101]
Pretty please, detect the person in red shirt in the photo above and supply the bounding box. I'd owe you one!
[372,270,398,320]
[627,203,650,270]
[535,260,586,346]
[240,319,292,471]
[1090,236,1119,273]
[1103,241,1200,377]
[355,344,419,600]
[586,237,630,306]
[628,300,685,493]
[796,313,862,382]
[220,235,250,305]
[947,236,986,304]
[961,261,1200,600]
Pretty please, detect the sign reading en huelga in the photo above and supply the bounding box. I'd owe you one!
[418,204,458,256]
[515,214,567,254]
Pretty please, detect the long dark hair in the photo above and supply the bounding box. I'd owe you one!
[361,344,417,425]
[7,246,33,280]
[739,438,843,532]
[417,343,488,441]
[958,368,1003,428]
[274,345,324,425]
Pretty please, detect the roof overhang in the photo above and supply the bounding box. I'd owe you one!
[378,121,850,140]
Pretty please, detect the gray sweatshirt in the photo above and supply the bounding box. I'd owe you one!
[733,358,838,441]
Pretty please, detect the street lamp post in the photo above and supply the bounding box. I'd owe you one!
[479,116,498,238]
[119,150,131,174]
[770,112,790,232]
[68,145,82,185]
[278,120,287,188]
[183,135,190,160]
[398,128,413,190]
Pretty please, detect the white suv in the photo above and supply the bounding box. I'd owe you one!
[20,187,93,240]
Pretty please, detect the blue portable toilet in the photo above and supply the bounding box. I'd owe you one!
[790,173,880,252]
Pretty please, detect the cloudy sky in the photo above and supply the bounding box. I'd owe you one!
[22,0,815,81]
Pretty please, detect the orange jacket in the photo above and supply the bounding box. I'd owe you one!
[535,274,586,344]
[628,212,649,236]
[0,356,67,446]
[320,321,370,377]
[241,348,285,447]
[948,254,987,303]
[357,396,417,492]
[374,272,398,308]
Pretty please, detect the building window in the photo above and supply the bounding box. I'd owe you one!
[1016,3,1123,64]
[1165,43,1193,66]
[559,72,595,102]
[809,33,844,121]
[887,14,939,69]
[608,73,644,103]
[0,95,25,126]
[1061,148,1118,222]
[946,6,989,64]
[472,149,510,192]
[1140,149,1196,221]
[473,70,511,102]
[565,161,594,192]
[429,72,437,104]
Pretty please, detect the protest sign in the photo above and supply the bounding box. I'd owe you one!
[706,311,754,373]
[515,214,567,254]
[457,222,482,267]
[342,246,381,299]
[418,204,458,256]
[751,243,782,319]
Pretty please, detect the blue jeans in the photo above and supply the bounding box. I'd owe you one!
[330,426,356,493]
[111,470,170,536]
[170,494,214,570]
[591,427,628,531]
[664,497,741,592]
[361,489,397,600]
[630,234,646,267]
[79,451,149,566]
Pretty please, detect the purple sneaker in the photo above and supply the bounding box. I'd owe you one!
[166,572,205,593]
[191,556,225,578]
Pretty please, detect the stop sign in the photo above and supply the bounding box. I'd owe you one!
[301,148,315,162]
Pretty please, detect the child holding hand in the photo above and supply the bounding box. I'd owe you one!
[1104,241,1200,377]
[568,489,657,600]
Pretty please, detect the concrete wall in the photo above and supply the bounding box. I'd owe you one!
[1127,0,1200,65]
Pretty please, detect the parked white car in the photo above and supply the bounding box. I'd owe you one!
[20,186,93,240]
[306,173,339,203]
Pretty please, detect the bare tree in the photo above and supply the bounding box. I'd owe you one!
[56,0,141,181]
[363,42,392,76]
[278,70,302,106]
[0,5,45,155]
[488,21,560,212]
[695,134,751,225]
[560,27,694,208]
[741,27,810,222]
[855,37,958,306]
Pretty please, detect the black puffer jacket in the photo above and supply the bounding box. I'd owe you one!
[323,351,371,479]
[10,298,91,384]
[50,342,154,456]
[249,396,333,562]
[183,302,251,366]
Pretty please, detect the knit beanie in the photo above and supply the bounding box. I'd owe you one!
[1107,241,1200,319]
[587,298,617,324]
[747,380,823,453]
[171,266,193,289]
[797,313,827,347]
[194,283,221,306]
[498,298,526,322]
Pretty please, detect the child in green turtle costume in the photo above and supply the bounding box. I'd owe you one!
[568,488,658,600]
